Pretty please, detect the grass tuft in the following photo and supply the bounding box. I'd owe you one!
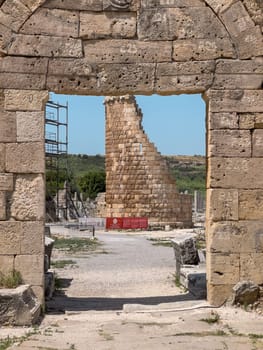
[148,238,173,247]
[200,311,220,324]
[0,270,23,289]
[52,236,100,253]
[51,260,76,269]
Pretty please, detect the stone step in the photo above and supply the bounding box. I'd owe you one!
[0,285,41,326]
[180,265,207,299]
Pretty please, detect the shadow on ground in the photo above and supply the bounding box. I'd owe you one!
[46,292,200,314]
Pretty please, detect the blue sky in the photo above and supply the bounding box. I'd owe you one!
[49,93,206,156]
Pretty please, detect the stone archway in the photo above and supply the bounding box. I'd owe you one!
[0,0,262,306]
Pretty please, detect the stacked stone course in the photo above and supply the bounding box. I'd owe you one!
[105,95,192,227]
[0,0,262,306]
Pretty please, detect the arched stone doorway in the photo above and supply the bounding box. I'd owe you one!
[0,0,262,306]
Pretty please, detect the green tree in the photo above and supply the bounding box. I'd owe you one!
[78,170,106,200]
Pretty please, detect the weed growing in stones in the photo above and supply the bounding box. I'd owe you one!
[0,270,23,288]
[51,260,77,269]
[200,311,220,324]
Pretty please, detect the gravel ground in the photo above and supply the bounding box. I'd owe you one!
[47,228,188,313]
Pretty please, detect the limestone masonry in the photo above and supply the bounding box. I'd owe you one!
[105,95,192,227]
[0,0,262,307]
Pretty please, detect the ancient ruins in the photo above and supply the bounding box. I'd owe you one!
[0,0,262,307]
[105,95,192,227]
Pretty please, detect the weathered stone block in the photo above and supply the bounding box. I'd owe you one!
[0,111,16,142]
[238,113,255,129]
[0,0,31,31]
[213,74,262,90]
[4,90,48,112]
[0,173,13,191]
[207,221,263,254]
[0,73,46,90]
[48,58,94,76]
[208,112,238,130]
[208,158,263,189]
[207,189,238,222]
[6,143,45,173]
[14,255,44,286]
[235,26,263,59]
[21,221,44,255]
[0,221,21,254]
[242,0,263,26]
[43,0,103,11]
[208,253,240,285]
[255,113,263,128]
[232,281,260,306]
[239,190,263,220]
[208,130,251,157]
[80,12,136,39]
[0,255,14,274]
[221,1,255,38]
[0,285,41,326]
[0,24,12,56]
[171,233,199,276]
[156,74,213,93]
[205,0,236,14]
[156,61,214,93]
[208,90,263,113]
[17,112,44,142]
[207,284,234,306]
[84,40,172,63]
[8,34,83,58]
[0,57,48,74]
[180,266,207,299]
[141,0,205,8]
[0,191,6,220]
[31,286,44,305]
[173,38,235,61]
[240,253,263,284]
[11,175,45,221]
[138,7,228,40]
[252,129,263,157]
[216,58,263,74]
[157,61,215,75]
[0,144,5,171]
[47,63,155,95]
[20,0,46,12]
[21,8,79,38]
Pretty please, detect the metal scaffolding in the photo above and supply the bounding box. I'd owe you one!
[45,100,69,221]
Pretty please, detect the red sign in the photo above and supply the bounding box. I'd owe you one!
[123,217,148,229]
[106,217,123,230]
[106,217,148,230]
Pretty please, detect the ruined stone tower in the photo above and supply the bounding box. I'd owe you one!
[105,95,192,227]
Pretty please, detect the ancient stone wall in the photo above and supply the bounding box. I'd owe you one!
[105,95,192,227]
[0,0,262,306]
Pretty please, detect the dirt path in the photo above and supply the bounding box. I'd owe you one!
[2,227,263,350]
[47,230,186,313]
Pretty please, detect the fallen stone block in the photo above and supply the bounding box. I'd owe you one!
[0,285,41,326]
[232,280,260,306]
[171,232,199,276]
[180,266,207,299]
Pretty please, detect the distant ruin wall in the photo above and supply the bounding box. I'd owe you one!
[105,95,192,227]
